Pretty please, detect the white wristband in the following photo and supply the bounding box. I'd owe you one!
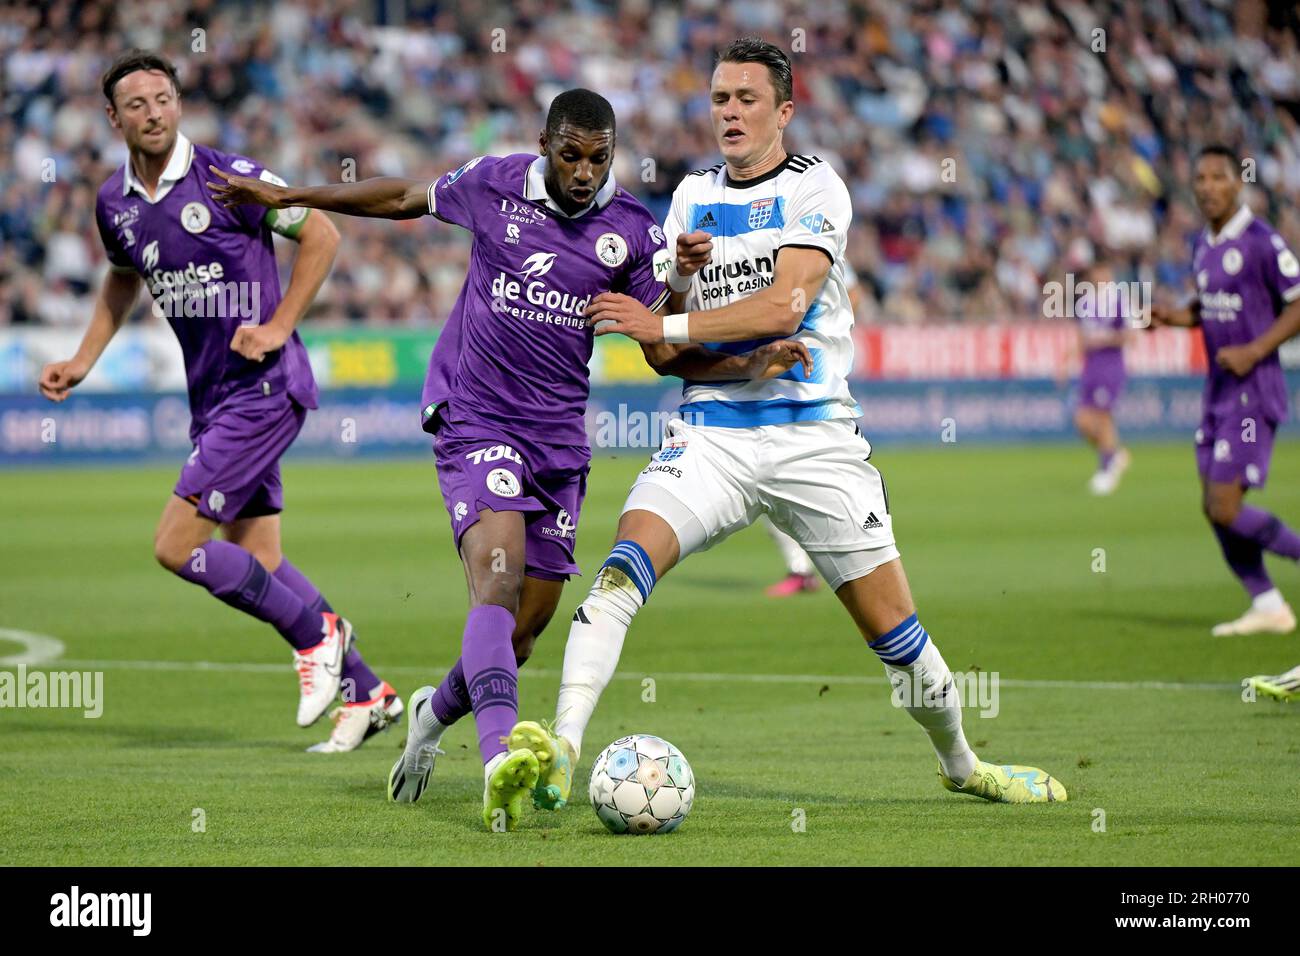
[662,313,691,343]
[666,263,693,294]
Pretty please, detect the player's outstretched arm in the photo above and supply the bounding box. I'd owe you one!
[38,269,142,401]
[230,209,341,362]
[588,246,830,344]
[641,339,813,381]
[206,166,431,220]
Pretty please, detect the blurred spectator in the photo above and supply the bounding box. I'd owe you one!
[2,0,1300,328]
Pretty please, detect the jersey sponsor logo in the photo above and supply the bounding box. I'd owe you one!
[641,462,683,478]
[798,212,834,235]
[181,201,211,234]
[696,255,775,301]
[595,232,628,268]
[1246,464,1261,484]
[647,224,665,246]
[519,251,557,281]
[505,223,520,244]
[748,197,776,229]
[540,508,576,540]
[861,512,884,531]
[491,253,591,325]
[498,198,547,226]
[207,489,226,514]
[695,209,718,230]
[486,468,521,498]
[142,240,160,272]
[465,444,523,466]
[231,159,256,175]
[444,155,484,187]
[1213,439,1231,462]
[1222,247,1243,275]
[652,248,674,282]
[453,501,468,521]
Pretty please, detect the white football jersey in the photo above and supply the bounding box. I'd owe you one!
[663,154,861,427]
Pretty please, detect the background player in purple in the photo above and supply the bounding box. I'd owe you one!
[210,89,810,829]
[37,51,401,752]
[1069,259,1131,495]
[1152,144,1300,636]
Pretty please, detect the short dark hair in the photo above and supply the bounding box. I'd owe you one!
[717,36,793,104]
[102,50,180,105]
[1197,144,1237,165]
[545,88,615,139]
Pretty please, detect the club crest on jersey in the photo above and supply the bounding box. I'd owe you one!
[181,202,211,234]
[799,212,834,235]
[596,232,628,268]
[656,442,687,462]
[1222,248,1243,275]
[748,197,776,229]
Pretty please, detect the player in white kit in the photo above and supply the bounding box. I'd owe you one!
[509,38,1067,813]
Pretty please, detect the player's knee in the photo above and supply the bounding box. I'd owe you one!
[153,533,191,573]
[1203,491,1239,527]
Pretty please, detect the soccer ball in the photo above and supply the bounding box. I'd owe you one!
[589,734,694,834]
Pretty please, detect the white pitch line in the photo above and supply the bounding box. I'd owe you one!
[44,658,1237,692]
[0,629,66,667]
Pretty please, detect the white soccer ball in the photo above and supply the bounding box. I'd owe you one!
[589,734,694,835]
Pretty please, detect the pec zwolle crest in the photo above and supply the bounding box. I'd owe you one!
[748,198,775,229]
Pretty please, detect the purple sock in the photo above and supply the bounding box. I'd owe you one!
[1230,506,1300,561]
[1212,525,1274,598]
[1099,448,1116,471]
[273,559,382,700]
[430,659,471,725]
[176,540,323,650]
[461,604,518,764]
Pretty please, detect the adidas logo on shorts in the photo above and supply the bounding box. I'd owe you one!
[861,512,884,531]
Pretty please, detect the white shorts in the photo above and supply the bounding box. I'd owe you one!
[622,418,900,590]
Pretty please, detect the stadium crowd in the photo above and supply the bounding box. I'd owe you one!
[3,0,1300,327]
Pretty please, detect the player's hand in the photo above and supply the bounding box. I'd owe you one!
[206,165,289,210]
[38,358,89,402]
[1216,342,1263,377]
[742,339,813,380]
[1148,304,1188,328]
[585,293,663,343]
[230,323,289,362]
[675,230,713,277]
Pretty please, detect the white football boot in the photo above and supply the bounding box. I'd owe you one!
[387,686,445,803]
[293,612,352,727]
[307,681,404,753]
[1211,603,1297,637]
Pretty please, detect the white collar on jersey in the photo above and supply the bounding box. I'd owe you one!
[1205,203,1253,246]
[122,130,195,204]
[524,155,617,218]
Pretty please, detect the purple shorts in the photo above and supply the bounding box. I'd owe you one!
[1195,406,1277,488]
[174,393,307,522]
[431,410,590,580]
[1077,349,1125,412]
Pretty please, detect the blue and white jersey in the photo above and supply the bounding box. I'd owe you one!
[664,154,861,428]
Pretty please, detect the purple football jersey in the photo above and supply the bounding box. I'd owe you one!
[95,132,318,431]
[1192,205,1300,423]
[420,153,668,448]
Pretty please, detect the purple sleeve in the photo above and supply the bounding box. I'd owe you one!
[617,215,670,311]
[94,195,133,271]
[1259,230,1300,309]
[426,155,498,231]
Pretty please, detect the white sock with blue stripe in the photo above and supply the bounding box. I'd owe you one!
[555,541,657,758]
[869,613,977,784]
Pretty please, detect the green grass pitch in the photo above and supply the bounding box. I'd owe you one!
[1,441,1297,866]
